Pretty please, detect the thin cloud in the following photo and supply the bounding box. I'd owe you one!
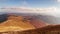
[21,0,30,7]
[58,0,60,2]
[0,6,58,16]
[56,0,60,2]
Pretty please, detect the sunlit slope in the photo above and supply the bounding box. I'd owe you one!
[0,14,49,32]
[0,15,35,32]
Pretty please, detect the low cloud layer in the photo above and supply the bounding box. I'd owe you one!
[0,6,60,17]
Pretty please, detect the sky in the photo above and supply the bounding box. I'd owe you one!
[0,0,59,8]
[0,0,60,17]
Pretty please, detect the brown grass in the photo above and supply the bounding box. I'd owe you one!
[0,15,49,34]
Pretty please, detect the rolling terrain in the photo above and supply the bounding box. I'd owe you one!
[0,14,48,32]
[0,13,59,34]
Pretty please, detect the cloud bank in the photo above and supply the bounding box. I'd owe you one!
[0,6,60,17]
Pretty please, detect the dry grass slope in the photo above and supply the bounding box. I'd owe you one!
[0,14,49,34]
[0,15,35,32]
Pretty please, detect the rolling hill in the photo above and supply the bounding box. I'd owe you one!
[0,14,48,32]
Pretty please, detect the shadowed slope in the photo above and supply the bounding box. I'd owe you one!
[0,14,8,23]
